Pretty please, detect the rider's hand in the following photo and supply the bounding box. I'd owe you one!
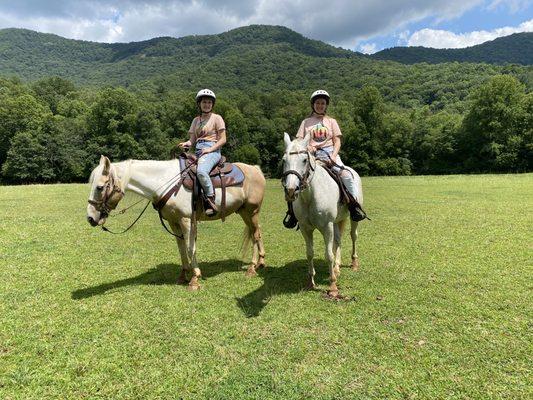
[307,145,316,154]
[199,147,212,156]
[178,140,191,149]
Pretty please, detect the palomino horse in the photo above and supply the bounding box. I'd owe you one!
[86,155,266,290]
[282,133,363,298]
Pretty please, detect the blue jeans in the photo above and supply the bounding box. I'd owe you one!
[316,146,359,201]
[195,140,221,197]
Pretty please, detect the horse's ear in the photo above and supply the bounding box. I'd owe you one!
[100,155,111,176]
[283,132,291,149]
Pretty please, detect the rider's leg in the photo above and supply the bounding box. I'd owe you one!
[331,156,367,222]
[196,144,221,216]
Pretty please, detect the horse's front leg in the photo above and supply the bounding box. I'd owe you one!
[170,220,189,284]
[300,224,315,290]
[350,220,360,271]
[321,222,338,297]
[178,217,201,291]
[333,220,346,279]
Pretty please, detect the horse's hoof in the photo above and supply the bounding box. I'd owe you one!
[256,261,266,270]
[177,272,189,284]
[327,289,339,298]
[177,276,189,285]
[245,266,257,277]
[351,258,360,271]
[187,283,200,291]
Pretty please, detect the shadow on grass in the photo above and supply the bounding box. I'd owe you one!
[71,258,243,299]
[237,259,331,318]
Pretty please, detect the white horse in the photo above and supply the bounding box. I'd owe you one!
[87,155,266,290]
[282,133,363,297]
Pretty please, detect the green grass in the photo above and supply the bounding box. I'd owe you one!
[0,175,531,399]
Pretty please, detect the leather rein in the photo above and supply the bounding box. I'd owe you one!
[88,159,198,237]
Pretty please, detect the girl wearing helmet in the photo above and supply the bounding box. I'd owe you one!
[294,90,366,221]
[178,89,226,216]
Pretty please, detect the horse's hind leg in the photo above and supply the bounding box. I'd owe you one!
[238,205,265,277]
[350,220,360,271]
[170,221,189,284]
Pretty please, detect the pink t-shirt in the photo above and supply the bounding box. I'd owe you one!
[296,115,342,148]
[188,113,226,142]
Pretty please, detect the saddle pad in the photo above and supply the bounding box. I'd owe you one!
[178,156,245,190]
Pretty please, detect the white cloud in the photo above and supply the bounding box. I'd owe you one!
[487,0,531,13]
[359,43,377,54]
[0,0,486,45]
[407,19,533,48]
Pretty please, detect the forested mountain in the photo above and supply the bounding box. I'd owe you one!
[0,25,531,183]
[1,25,531,112]
[371,32,533,65]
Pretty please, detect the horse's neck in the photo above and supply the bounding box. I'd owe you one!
[113,159,181,201]
[301,165,336,203]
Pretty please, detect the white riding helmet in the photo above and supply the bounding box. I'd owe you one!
[195,88,216,102]
[310,89,330,104]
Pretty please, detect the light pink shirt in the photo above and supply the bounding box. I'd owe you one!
[188,113,226,142]
[296,115,341,148]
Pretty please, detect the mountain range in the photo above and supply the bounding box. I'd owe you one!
[0,25,530,94]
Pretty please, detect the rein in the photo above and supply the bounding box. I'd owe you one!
[88,157,198,238]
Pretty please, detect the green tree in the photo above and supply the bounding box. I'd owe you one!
[460,75,529,172]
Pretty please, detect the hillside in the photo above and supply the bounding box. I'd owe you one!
[371,32,533,65]
[0,25,531,110]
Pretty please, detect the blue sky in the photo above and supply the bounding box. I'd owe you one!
[357,0,533,53]
[0,1,531,53]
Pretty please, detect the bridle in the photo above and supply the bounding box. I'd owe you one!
[281,149,315,193]
[87,171,124,217]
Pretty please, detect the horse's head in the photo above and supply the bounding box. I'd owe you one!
[87,155,124,227]
[281,132,315,202]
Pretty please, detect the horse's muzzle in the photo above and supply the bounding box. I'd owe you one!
[87,216,99,227]
[285,187,298,202]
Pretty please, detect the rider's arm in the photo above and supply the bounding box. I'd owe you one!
[330,119,342,161]
[331,134,341,161]
[179,118,198,148]
[207,129,226,152]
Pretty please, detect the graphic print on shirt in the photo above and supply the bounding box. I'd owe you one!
[310,122,328,143]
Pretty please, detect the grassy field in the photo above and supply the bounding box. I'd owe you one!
[0,174,531,399]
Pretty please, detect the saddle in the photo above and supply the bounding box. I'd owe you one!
[154,152,244,222]
[319,160,369,221]
[318,160,353,204]
[178,153,243,190]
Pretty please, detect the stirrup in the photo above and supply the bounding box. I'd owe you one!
[349,201,369,222]
[204,196,218,216]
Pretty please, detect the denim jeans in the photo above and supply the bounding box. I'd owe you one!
[195,140,221,197]
[316,146,359,201]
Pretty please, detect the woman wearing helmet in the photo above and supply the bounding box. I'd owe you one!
[294,89,366,221]
[178,89,226,216]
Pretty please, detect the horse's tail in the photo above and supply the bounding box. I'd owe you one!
[240,224,254,262]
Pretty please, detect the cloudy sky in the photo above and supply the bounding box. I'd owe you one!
[0,0,531,53]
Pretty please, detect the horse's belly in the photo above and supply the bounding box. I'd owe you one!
[162,186,245,221]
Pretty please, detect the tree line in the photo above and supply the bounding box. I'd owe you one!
[0,74,531,184]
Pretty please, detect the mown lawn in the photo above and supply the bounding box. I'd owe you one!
[0,174,531,399]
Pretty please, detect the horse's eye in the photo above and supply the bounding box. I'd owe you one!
[96,186,104,191]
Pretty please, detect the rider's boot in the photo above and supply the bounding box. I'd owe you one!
[204,195,218,217]
[348,200,368,222]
